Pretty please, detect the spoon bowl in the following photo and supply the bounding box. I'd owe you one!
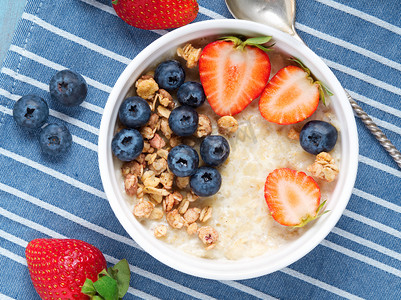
[225,0,301,41]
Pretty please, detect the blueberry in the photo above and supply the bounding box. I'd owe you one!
[39,123,72,156]
[177,81,206,108]
[200,135,230,167]
[300,120,338,155]
[154,60,185,91]
[167,145,199,177]
[168,106,198,137]
[13,95,49,129]
[118,96,151,128]
[49,69,88,106]
[190,167,222,197]
[112,128,144,161]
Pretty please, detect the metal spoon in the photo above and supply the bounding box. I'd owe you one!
[225,0,401,169]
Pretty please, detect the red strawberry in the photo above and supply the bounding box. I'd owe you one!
[25,239,130,300]
[264,168,327,227]
[199,36,272,116]
[112,0,198,30]
[259,59,331,125]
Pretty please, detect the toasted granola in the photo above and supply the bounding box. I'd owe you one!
[217,116,238,135]
[183,208,201,224]
[307,152,339,182]
[198,226,219,250]
[135,75,159,100]
[133,201,154,218]
[166,209,186,229]
[287,128,300,140]
[124,174,138,196]
[194,114,212,138]
[154,224,167,238]
[177,43,202,69]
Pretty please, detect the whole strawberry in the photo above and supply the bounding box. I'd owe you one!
[112,0,199,30]
[25,239,130,300]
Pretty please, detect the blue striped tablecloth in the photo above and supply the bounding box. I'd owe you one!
[0,0,400,299]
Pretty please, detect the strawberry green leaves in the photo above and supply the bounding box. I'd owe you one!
[81,259,130,300]
[219,36,273,52]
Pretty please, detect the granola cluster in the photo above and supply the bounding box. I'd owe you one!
[177,43,202,69]
[120,71,219,250]
[307,152,339,182]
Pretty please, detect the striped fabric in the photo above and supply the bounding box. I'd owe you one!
[0,0,400,299]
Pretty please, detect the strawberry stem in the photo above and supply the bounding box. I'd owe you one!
[81,259,130,299]
[112,0,118,4]
[293,200,330,228]
[289,57,333,105]
[219,36,273,52]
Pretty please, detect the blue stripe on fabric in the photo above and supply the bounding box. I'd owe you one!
[325,0,401,27]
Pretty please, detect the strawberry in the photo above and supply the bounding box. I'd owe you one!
[112,0,198,30]
[264,168,327,227]
[25,238,130,300]
[198,36,272,116]
[259,59,332,125]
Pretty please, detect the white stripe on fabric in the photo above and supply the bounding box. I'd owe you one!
[79,0,168,36]
[71,135,98,152]
[353,188,401,214]
[198,6,226,19]
[331,227,401,261]
[0,88,99,135]
[315,0,401,35]
[0,293,16,300]
[0,207,65,239]
[1,68,104,115]
[322,59,401,97]
[22,13,132,65]
[0,182,139,249]
[343,209,401,239]
[348,90,401,119]
[219,281,277,300]
[281,267,364,300]
[0,104,98,152]
[0,221,216,300]
[9,45,113,94]
[321,240,401,277]
[0,147,106,200]
[0,182,396,299]
[295,23,401,72]
[0,246,27,265]
[0,229,28,248]
[359,155,401,179]
[370,117,401,136]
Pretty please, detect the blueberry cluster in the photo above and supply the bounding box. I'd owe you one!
[13,69,87,156]
[113,59,230,198]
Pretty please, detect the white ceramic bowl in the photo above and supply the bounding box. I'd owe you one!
[98,19,358,280]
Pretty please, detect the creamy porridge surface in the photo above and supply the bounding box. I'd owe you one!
[114,41,341,260]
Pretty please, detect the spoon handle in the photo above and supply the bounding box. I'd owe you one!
[346,91,401,169]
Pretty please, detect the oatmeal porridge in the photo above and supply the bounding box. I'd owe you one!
[112,36,340,260]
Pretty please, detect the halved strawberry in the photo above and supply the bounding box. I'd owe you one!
[259,60,330,125]
[199,36,271,116]
[264,168,327,227]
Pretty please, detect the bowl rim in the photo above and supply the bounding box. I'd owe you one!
[98,19,359,280]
